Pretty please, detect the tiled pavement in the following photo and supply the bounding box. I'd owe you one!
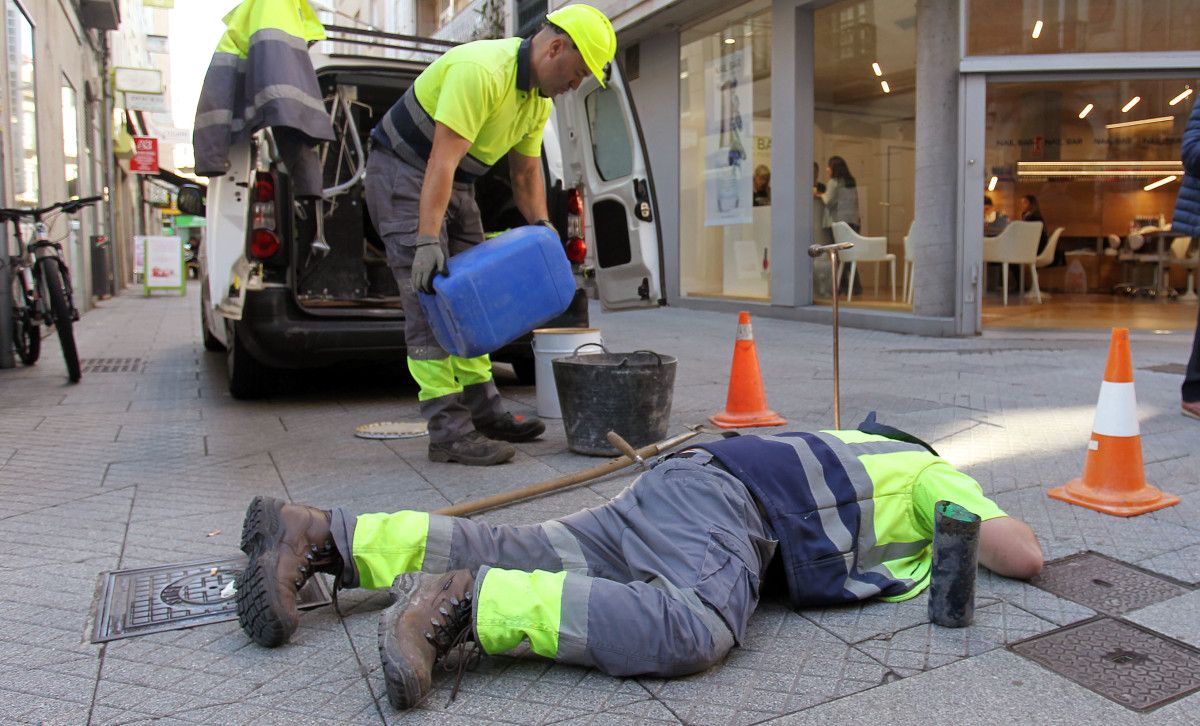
[1,282,1197,725]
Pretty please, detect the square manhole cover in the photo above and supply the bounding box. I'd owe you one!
[80,357,143,373]
[1011,617,1200,711]
[89,556,331,643]
[1031,551,1192,616]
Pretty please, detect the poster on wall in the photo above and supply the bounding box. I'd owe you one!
[138,235,186,296]
[704,49,753,227]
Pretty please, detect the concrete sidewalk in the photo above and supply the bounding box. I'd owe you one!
[1,281,1197,725]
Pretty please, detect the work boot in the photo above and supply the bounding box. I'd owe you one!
[428,430,515,465]
[237,496,341,647]
[474,411,545,443]
[378,570,476,710]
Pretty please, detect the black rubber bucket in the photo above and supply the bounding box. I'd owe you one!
[552,344,677,456]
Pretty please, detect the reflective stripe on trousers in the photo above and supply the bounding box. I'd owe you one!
[332,458,774,677]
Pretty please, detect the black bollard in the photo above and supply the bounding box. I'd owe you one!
[928,500,982,628]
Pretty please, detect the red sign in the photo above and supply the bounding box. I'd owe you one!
[131,136,159,174]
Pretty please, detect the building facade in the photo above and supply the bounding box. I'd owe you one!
[321,0,1200,336]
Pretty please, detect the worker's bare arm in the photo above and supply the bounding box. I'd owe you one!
[978,516,1043,579]
[418,123,475,239]
[508,150,549,223]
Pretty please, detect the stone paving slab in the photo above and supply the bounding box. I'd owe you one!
[1,284,1198,724]
[1125,590,1200,649]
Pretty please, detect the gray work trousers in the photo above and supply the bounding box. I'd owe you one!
[333,452,777,677]
[362,146,503,442]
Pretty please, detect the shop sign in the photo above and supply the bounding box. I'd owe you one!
[131,137,159,174]
[146,35,170,53]
[143,0,174,8]
[139,236,186,296]
[125,92,168,113]
[114,67,163,94]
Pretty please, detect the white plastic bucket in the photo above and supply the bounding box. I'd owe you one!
[532,327,602,418]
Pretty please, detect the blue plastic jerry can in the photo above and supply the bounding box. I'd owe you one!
[417,225,576,358]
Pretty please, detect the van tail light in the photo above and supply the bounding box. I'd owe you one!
[248,171,283,263]
[565,187,587,264]
[251,229,281,258]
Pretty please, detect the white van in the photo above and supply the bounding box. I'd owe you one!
[191,27,663,398]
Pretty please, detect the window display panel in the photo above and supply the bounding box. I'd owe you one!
[679,2,772,301]
[984,78,1196,295]
[812,0,916,307]
[7,3,39,209]
[968,0,1200,56]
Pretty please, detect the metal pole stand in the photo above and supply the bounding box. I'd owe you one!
[809,242,854,429]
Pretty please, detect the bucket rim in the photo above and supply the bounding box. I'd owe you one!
[533,327,601,334]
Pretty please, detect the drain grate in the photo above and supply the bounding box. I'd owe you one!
[1011,617,1200,711]
[1031,551,1192,616]
[1141,363,1188,375]
[80,357,143,373]
[88,556,331,643]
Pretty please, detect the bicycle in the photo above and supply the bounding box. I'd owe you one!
[4,193,105,383]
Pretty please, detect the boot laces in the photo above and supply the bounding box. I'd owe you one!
[294,541,345,616]
[422,590,479,705]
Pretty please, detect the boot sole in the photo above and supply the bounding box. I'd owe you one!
[235,496,298,647]
[378,573,430,710]
[428,446,515,466]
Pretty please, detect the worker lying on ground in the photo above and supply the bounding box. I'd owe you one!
[236,414,1043,711]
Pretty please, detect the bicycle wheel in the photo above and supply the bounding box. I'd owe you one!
[10,272,39,364]
[38,258,81,382]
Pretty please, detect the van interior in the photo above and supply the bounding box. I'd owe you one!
[291,71,538,312]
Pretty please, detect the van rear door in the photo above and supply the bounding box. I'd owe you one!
[554,62,663,310]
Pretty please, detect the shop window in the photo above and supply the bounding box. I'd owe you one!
[416,0,473,36]
[813,0,916,309]
[984,77,1196,297]
[679,1,773,302]
[585,88,633,181]
[515,0,546,38]
[7,2,39,208]
[63,80,80,200]
[968,0,1200,56]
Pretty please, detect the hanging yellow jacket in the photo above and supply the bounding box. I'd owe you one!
[193,0,333,177]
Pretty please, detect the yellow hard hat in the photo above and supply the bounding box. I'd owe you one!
[546,3,616,88]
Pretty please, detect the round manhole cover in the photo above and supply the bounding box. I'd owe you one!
[160,566,241,607]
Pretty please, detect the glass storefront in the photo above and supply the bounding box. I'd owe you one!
[811,0,916,308]
[679,1,772,301]
[6,2,39,209]
[985,77,1196,298]
[968,0,1200,56]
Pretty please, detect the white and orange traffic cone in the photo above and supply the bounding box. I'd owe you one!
[1048,328,1179,517]
[709,312,786,429]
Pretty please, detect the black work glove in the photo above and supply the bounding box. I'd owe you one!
[411,235,447,294]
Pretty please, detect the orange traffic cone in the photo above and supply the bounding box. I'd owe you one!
[709,312,787,428]
[1048,328,1179,517]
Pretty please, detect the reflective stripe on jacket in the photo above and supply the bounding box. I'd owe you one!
[193,0,333,177]
[696,430,942,607]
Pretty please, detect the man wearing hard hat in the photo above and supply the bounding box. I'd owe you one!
[363,4,617,467]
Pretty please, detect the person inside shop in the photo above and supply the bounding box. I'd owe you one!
[753,164,771,206]
[984,196,1009,237]
[816,155,860,233]
[233,415,1043,712]
[1019,194,1051,257]
[361,4,617,467]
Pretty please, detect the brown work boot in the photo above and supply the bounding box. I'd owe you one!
[378,570,476,710]
[237,496,341,647]
[1183,400,1200,420]
[428,430,515,465]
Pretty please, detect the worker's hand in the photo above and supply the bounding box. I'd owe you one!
[533,218,559,239]
[411,235,447,294]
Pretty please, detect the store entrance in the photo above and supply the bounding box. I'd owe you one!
[981,76,1198,332]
